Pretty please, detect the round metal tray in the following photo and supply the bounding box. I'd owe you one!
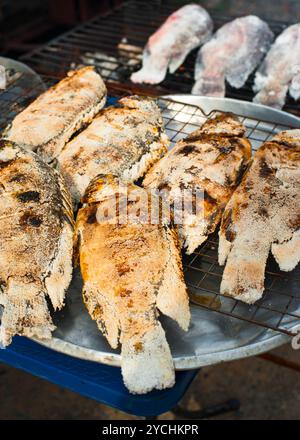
[33,95,300,370]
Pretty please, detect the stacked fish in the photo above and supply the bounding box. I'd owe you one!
[0,5,299,396]
[131,3,300,109]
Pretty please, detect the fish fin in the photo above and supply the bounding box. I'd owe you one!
[271,230,300,272]
[121,323,175,394]
[0,280,54,347]
[156,228,190,331]
[220,240,270,304]
[82,282,120,349]
[289,72,300,101]
[218,233,233,266]
[130,65,167,85]
[44,222,73,310]
[130,47,168,85]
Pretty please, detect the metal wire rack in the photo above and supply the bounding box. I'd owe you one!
[19,0,300,114]
[157,97,300,337]
[0,0,299,337]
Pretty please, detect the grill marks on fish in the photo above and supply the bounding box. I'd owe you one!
[130,4,213,84]
[75,175,190,394]
[57,96,169,205]
[3,67,107,163]
[192,16,274,96]
[143,113,251,254]
[219,130,300,304]
[0,140,74,346]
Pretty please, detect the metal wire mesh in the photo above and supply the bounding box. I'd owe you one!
[0,0,299,337]
[20,0,300,114]
[157,97,300,337]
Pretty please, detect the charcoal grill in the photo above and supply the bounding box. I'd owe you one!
[0,0,300,357]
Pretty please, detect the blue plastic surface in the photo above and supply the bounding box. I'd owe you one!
[0,337,198,417]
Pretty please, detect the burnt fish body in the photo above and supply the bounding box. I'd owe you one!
[75,175,190,394]
[131,4,213,84]
[143,113,252,254]
[0,140,74,346]
[57,96,169,205]
[3,67,107,163]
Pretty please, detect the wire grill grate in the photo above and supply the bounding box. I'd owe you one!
[0,1,299,337]
[19,0,300,114]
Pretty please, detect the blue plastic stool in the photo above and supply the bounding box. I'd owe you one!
[0,337,198,418]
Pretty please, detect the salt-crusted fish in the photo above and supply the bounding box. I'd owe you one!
[131,4,213,84]
[253,24,300,109]
[0,140,74,346]
[57,96,169,205]
[3,66,107,163]
[143,113,251,254]
[219,130,300,304]
[75,175,190,394]
[192,16,274,96]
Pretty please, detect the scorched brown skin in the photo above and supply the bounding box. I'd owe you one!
[143,113,252,254]
[75,175,190,394]
[219,130,300,304]
[0,140,74,346]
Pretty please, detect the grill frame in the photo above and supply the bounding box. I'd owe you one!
[0,0,300,339]
[19,0,300,114]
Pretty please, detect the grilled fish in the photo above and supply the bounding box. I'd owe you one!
[253,24,300,109]
[0,140,74,346]
[75,175,190,394]
[143,113,251,254]
[192,16,274,96]
[131,4,213,84]
[4,67,107,163]
[219,130,300,304]
[57,96,169,205]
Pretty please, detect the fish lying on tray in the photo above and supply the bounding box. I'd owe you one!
[192,16,274,97]
[219,130,300,304]
[0,140,74,346]
[143,113,251,254]
[131,3,213,84]
[253,24,300,109]
[3,66,107,163]
[75,175,190,393]
[57,96,169,205]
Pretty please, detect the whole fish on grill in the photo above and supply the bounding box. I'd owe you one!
[75,175,190,393]
[219,130,300,304]
[143,113,251,254]
[3,67,107,163]
[253,24,300,109]
[57,96,169,205]
[130,4,213,85]
[0,140,74,346]
[192,16,274,96]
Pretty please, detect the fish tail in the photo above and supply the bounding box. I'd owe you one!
[121,323,175,394]
[0,280,54,347]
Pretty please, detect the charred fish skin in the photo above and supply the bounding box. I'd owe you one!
[76,175,190,394]
[130,4,213,85]
[253,24,300,109]
[3,66,107,163]
[57,95,169,205]
[0,140,74,347]
[219,130,300,304]
[143,113,252,254]
[192,16,274,97]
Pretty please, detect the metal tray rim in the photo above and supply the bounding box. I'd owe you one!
[31,95,300,370]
